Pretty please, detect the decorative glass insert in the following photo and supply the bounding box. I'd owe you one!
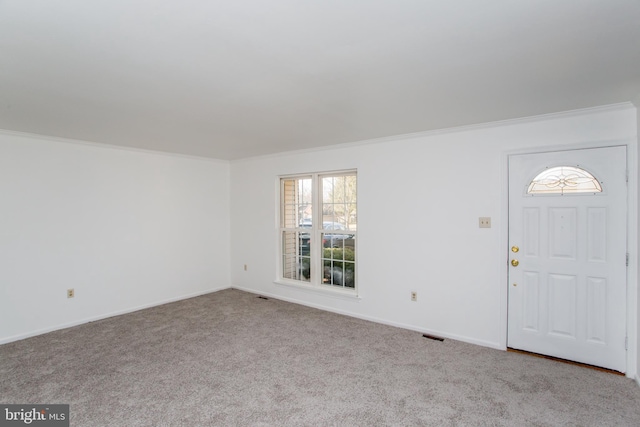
[527,166,602,195]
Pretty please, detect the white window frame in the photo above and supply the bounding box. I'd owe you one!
[276,170,358,297]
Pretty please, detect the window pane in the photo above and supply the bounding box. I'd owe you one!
[282,177,313,227]
[282,231,310,282]
[322,174,356,231]
[345,203,357,231]
[321,233,355,288]
[282,203,297,228]
[527,166,602,195]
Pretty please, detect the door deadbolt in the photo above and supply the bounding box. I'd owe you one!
[511,246,519,253]
[511,259,519,267]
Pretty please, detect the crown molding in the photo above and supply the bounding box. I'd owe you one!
[0,128,230,165]
[232,102,636,163]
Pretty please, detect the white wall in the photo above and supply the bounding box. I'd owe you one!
[2,104,637,375]
[0,131,231,343]
[230,104,638,361]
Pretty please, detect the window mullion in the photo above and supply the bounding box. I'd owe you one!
[311,173,321,286]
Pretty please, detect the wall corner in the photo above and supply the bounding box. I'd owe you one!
[632,95,640,380]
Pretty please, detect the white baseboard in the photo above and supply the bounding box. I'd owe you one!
[0,285,231,345]
[231,285,503,351]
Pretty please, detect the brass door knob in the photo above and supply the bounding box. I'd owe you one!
[511,259,519,267]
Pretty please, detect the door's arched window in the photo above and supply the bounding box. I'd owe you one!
[527,166,602,195]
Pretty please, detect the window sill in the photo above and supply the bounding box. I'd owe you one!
[274,279,361,300]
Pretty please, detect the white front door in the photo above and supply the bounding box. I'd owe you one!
[508,146,627,372]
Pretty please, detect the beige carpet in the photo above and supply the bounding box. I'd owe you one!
[1,288,640,426]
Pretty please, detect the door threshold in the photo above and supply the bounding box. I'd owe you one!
[507,348,624,376]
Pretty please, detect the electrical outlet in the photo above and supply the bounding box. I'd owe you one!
[67,288,75,298]
[244,264,248,271]
[479,217,491,228]
[411,291,417,302]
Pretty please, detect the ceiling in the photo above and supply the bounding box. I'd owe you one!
[1,1,639,160]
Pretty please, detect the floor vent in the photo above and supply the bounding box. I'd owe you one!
[422,334,444,342]
[257,296,269,300]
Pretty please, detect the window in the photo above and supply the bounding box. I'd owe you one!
[279,171,357,292]
[527,166,602,195]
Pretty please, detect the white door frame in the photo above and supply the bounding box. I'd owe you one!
[500,139,638,379]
